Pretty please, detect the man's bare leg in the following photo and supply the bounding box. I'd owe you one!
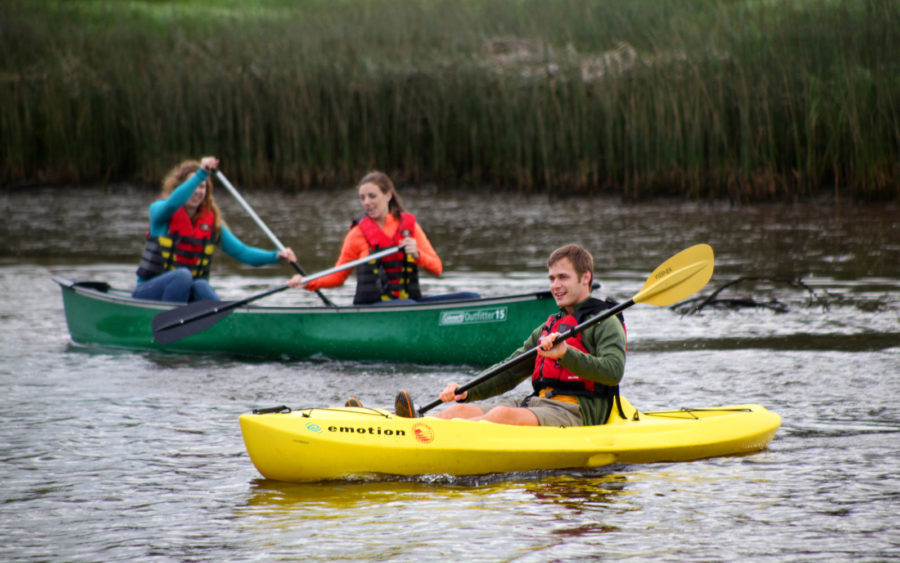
[435,405,539,426]
[434,404,485,419]
[472,406,539,426]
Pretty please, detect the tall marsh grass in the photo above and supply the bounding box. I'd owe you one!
[1,0,898,199]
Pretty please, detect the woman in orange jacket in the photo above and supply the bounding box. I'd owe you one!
[288,171,478,305]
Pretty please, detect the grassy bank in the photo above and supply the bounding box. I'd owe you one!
[1,0,898,200]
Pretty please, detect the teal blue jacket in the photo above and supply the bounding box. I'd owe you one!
[137,169,280,283]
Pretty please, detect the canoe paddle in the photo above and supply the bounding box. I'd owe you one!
[406,243,716,417]
[215,170,336,307]
[151,245,402,345]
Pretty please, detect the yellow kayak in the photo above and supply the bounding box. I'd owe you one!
[240,396,780,483]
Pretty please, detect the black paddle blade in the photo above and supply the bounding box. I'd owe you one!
[394,390,417,418]
[152,299,236,345]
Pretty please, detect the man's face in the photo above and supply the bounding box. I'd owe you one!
[548,257,591,311]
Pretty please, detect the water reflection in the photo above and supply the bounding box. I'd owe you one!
[244,469,632,513]
[244,479,455,512]
[523,472,630,513]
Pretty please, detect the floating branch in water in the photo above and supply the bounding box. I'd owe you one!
[672,276,829,315]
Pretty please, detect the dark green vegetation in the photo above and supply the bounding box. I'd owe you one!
[2,0,898,199]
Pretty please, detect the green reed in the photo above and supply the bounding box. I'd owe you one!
[1,0,897,200]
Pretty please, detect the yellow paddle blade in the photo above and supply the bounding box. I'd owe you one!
[633,243,714,306]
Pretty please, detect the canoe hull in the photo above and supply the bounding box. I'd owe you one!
[239,398,782,482]
[54,278,557,365]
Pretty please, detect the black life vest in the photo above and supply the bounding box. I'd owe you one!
[136,207,216,280]
[352,213,421,305]
[531,297,626,398]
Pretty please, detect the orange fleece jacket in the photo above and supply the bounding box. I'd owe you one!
[305,214,442,291]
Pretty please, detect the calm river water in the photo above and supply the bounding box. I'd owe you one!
[1,185,898,561]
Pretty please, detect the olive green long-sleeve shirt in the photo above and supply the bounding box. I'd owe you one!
[463,298,627,425]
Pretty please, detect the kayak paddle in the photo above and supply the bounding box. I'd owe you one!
[152,244,402,345]
[215,170,335,307]
[407,243,715,417]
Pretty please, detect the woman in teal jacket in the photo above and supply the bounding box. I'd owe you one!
[132,156,295,303]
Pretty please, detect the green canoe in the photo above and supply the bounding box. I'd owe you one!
[53,277,557,365]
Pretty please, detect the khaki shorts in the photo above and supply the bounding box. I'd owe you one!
[478,395,583,427]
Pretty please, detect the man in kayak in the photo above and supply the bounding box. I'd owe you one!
[395,243,627,426]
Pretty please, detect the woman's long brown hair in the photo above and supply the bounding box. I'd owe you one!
[160,160,225,238]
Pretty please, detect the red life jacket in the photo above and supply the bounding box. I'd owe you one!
[352,213,421,304]
[136,207,216,280]
[531,298,625,397]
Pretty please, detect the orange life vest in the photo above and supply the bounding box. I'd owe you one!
[531,298,625,398]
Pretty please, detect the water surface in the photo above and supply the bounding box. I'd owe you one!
[1,186,898,561]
